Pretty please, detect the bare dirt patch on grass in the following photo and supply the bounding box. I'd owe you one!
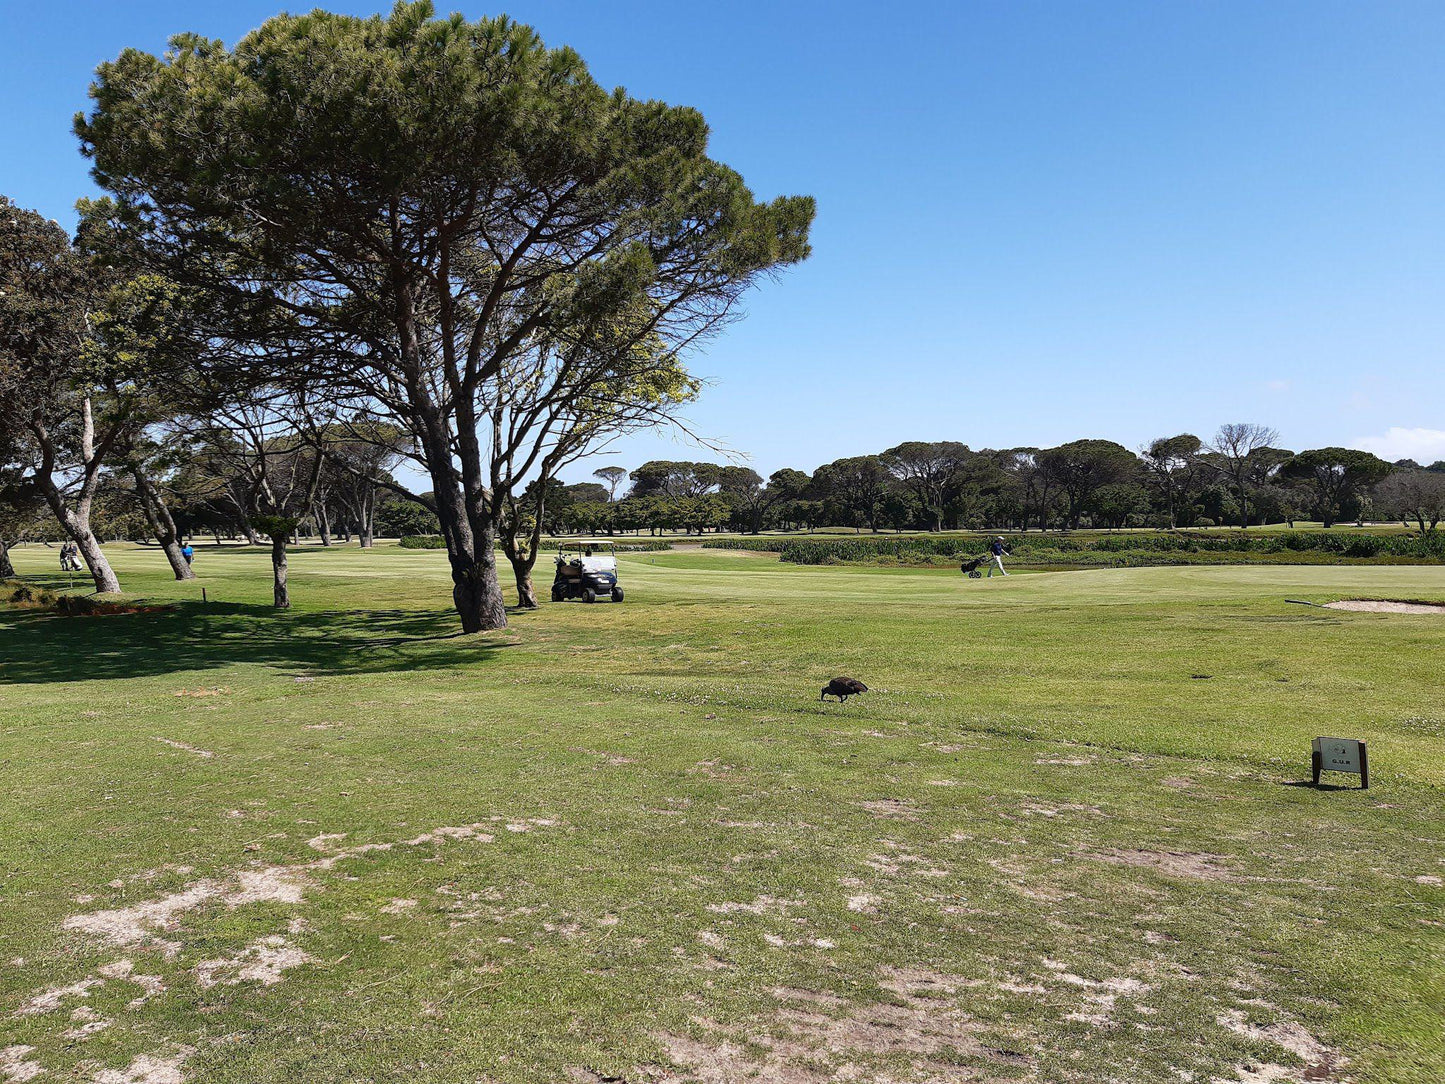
[63,870,307,955]
[987,857,1071,903]
[92,1051,189,1084]
[1089,848,1236,881]
[646,969,1030,1083]
[195,935,313,989]
[855,798,920,821]
[96,960,165,1009]
[1041,959,1153,1028]
[1012,800,1103,819]
[1,1045,43,1082]
[16,977,105,1016]
[62,1004,111,1039]
[63,820,523,953]
[23,819,554,1080]
[1217,1006,1343,1082]
[705,895,801,917]
[864,842,948,878]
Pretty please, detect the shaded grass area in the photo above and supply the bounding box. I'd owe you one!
[1,542,1442,1084]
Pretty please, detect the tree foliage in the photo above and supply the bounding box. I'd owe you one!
[76,0,814,630]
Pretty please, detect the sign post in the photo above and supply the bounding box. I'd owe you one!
[1311,737,1368,789]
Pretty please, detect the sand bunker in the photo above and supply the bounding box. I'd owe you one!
[1324,599,1445,614]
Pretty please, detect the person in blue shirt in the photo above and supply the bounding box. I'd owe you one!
[181,543,194,567]
[987,536,1009,577]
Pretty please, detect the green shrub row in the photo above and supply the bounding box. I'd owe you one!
[767,530,1445,566]
[400,535,675,553]
[598,540,675,552]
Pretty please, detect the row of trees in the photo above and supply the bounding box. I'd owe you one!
[1,2,815,624]
[534,433,1445,537]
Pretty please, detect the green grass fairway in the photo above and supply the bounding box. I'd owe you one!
[2,543,1441,1083]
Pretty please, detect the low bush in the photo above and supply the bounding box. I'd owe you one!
[603,540,675,552]
[2,579,175,616]
[402,535,673,553]
[3,580,58,608]
[770,530,1445,567]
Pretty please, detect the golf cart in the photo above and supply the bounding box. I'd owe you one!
[551,540,624,603]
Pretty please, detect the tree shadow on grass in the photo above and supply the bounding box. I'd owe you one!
[0,601,519,684]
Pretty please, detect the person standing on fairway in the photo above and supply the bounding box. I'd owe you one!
[988,536,1009,577]
[182,543,194,567]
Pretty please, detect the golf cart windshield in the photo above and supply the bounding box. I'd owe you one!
[557,540,617,573]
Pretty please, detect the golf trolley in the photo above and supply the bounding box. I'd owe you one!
[551,540,624,604]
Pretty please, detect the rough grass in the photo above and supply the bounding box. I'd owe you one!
[0,542,1441,1084]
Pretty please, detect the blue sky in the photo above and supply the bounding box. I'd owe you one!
[5,0,1444,481]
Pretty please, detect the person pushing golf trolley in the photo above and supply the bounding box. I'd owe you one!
[960,537,1011,579]
[988,535,1010,576]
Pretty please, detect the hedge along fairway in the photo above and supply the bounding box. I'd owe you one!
[724,528,1445,567]
[1,542,1442,1083]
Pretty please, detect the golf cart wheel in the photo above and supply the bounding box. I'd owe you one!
[611,586,624,603]
[551,586,564,602]
[583,587,596,604]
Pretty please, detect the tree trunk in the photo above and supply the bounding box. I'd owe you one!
[131,467,195,581]
[0,537,14,579]
[449,541,507,630]
[512,561,538,608]
[71,519,121,593]
[39,488,120,593]
[410,390,506,631]
[428,478,507,632]
[270,532,290,609]
[317,504,332,546]
[359,489,375,548]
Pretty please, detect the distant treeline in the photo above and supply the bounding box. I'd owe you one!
[539,427,1445,538]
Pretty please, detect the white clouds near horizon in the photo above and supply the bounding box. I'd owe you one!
[1352,427,1445,464]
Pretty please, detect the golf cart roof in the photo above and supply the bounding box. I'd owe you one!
[559,539,616,548]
